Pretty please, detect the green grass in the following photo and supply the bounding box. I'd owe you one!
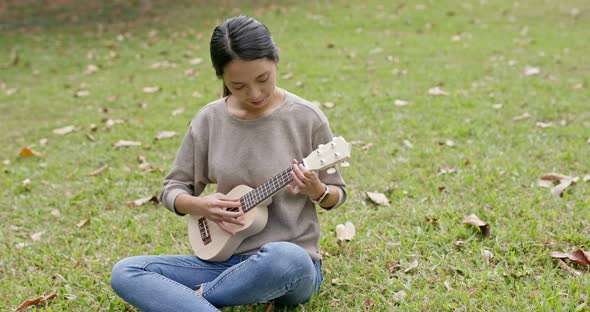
[1,0,589,311]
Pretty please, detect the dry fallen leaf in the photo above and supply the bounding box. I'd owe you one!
[75,90,90,97]
[481,249,494,263]
[190,57,204,65]
[404,259,418,273]
[126,195,159,207]
[550,249,590,267]
[366,192,390,206]
[428,86,449,96]
[583,175,590,183]
[443,280,453,291]
[523,66,540,76]
[155,131,178,140]
[21,178,31,189]
[393,290,407,303]
[551,179,573,197]
[394,99,409,106]
[15,293,58,312]
[89,164,110,176]
[113,140,141,148]
[323,102,335,109]
[143,86,161,93]
[538,173,578,197]
[438,166,456,175]
[53,125,77,135]
[462,214,491,238]
[172,107,185,116]
[513,112,531,121]
[19,147,41,157]
[335,221,356,241]
[30,231,44,241]
[535,121,554,129]
[557,259,581,276]
[85,64,99,75]
[424,216,439,223]
[76,218,90,228]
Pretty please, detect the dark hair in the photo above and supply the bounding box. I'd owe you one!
[210,15,279,96]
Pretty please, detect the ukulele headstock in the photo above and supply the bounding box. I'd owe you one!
[303,136,352,172]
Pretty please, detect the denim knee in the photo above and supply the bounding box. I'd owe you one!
[111,256,142,294]
[259,242,314,275]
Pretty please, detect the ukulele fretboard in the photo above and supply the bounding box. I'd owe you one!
[240,166,294,212]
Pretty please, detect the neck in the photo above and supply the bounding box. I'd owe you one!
[239,164,294,212]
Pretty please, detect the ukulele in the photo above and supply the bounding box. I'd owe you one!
[188,136,352,262]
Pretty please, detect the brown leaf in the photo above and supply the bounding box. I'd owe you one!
[366,192,390,206]
[15,293,58,312]
[126,195,159,207]
[539,173,578,197]
[386,262,403,274]
[364,297,375,309]
[557,259,581,276]
[89,164,109,176]
[86,133,96,142]
[264,302,274,312]
[551,179,573,197]
[19,147,41,157]
[424,216,439,223]
[462,214,491,238]
[550,249,590,267]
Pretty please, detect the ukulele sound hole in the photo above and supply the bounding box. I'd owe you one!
[198,217,212,245]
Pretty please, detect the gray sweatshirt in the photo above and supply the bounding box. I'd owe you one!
[158,90,347,260]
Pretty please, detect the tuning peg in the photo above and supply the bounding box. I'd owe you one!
[340,161,350,167]
[327,167,337,175]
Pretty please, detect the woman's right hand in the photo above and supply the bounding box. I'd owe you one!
[175,193,245,234]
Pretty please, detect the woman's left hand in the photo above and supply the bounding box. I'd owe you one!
[287,159,325,200]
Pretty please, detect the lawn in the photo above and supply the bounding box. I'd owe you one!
[1,0,589,311]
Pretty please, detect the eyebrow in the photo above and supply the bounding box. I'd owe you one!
[230,72,269,84]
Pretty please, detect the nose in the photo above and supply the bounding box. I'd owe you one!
[248,87,261,99]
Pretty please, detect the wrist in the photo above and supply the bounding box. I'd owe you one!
[311,184,330,205]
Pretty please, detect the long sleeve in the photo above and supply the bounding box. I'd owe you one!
[157,125,208,215]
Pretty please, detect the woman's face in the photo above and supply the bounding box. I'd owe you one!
[222,58,278,112]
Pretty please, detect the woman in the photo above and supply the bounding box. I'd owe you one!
[111,15,347,311]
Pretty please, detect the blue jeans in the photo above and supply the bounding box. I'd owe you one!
[111,242,323,311]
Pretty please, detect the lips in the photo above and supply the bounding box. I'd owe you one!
[250,98,265,105]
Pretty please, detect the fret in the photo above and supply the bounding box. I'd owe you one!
[240,165,295,212]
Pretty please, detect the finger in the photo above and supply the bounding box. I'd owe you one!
[217,221,236,235]
[292,164,307,181]
[290,171,306,188]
